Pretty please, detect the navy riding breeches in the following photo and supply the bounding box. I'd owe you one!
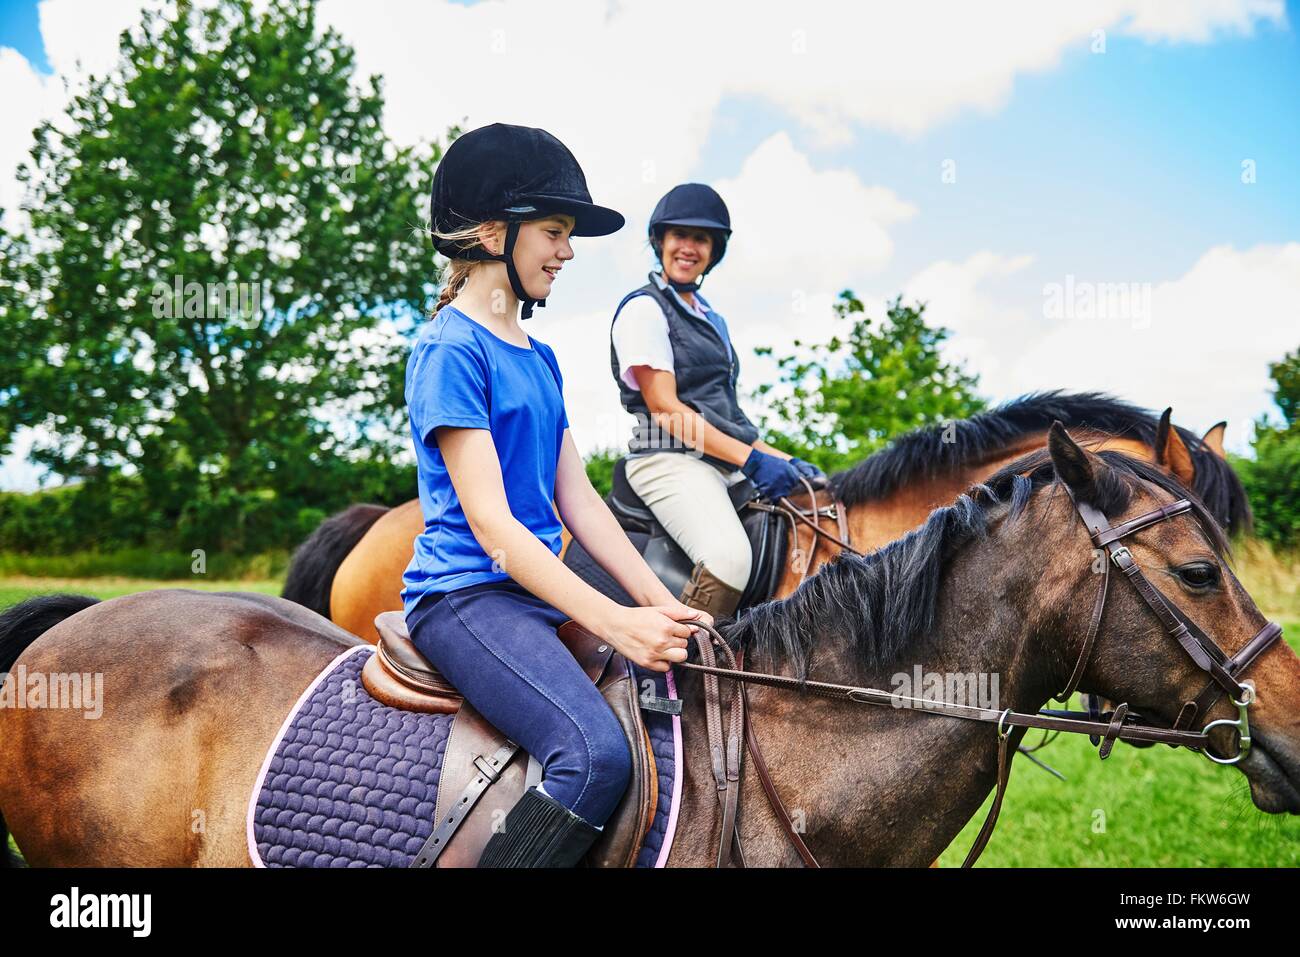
[404,580,632,826]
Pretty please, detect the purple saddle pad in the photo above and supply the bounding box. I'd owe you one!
[246,644,684,867]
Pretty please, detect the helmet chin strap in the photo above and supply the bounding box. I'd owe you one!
[494,221,545,320]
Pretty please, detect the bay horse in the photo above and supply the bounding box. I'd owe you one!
[1,426,1293,867]
[286,391,1249,643]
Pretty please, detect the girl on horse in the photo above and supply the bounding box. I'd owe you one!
[403,124,711,867]
[610,183,826,619]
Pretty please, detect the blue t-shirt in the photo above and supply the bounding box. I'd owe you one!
[400,306,569,615]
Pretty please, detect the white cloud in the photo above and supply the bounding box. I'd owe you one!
[1,0,1291,476]
[0,426,58,492]
[4,0,1286,227]
[899,251,1037,385]
[313,0,1288,209]
[900,244,1300,454]
[0,48,63,221]
[36,0,151,79]
[1120,0,1285,42]
[714,132,916,296]
[4,0,1284,234]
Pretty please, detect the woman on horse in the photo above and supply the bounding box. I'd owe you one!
[610,183,826,619]
[403,124,712,868]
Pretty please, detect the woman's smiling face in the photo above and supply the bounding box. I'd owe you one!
[660,226,713,285]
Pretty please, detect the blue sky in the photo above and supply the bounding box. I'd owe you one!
[2,1,1298,491]
[696,23,1300,291]
[0,0,49,72]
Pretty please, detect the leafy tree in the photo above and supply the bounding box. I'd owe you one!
[1265,347,1300,434]
[1236,347,1300,550]
[582,446,621,499]
[0,0,441,550]
[750,292,986,473]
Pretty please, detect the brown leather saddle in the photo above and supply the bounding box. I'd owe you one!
[362,611,661,867]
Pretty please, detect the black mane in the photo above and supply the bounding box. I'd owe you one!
[827,390,1251,535]
[725,448,1229,681]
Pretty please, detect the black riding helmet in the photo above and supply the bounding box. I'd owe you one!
[430,124,625,318]
[648,183,731,293]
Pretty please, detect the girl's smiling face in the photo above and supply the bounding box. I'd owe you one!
[481,215,576,302]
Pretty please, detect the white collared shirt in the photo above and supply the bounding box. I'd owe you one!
[612,274,732,391]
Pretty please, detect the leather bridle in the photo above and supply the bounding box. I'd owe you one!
[675,485,1284,868]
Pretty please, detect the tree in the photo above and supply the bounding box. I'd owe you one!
[582,446,621,499]
[1236,346,1300,550]
[750,292,986,473]
[0,0,441,549]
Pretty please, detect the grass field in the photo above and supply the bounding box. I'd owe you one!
[1,557,1297,867]
[0,576,283,608]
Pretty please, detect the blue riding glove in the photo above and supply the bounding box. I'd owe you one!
[788,457,828,485]
[741,448,804,501]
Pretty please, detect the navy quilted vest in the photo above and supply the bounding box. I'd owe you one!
[610,273,758,459]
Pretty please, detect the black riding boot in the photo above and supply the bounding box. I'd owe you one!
[476,786,602,868]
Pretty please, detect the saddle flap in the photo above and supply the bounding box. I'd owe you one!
[584,656,656,868]
[430,701,531,868]
[555,619,616,685]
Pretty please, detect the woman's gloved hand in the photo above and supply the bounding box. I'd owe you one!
[788,456,828,486]
[741,448,804,501]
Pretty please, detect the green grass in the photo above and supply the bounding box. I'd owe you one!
[0,548,288,581]
[0,575,283,608]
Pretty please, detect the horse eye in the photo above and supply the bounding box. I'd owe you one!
[1176,563,1219,589]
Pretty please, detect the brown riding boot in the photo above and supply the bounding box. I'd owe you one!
[679,560,744,620]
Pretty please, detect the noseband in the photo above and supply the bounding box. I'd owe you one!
[675,487,1284,868]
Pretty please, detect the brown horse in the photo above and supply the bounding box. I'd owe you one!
[1,429,1293,867]
[288,391,1248,643]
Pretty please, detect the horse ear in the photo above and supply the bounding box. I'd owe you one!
[1048,420,1103,502]
[1154,408,1196,488]
[1154,408,1172,463]
[1202,421,1228,458]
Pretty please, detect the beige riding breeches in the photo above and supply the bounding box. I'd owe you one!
[623,451,753,592]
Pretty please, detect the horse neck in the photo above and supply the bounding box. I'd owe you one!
[668,506,1072,867]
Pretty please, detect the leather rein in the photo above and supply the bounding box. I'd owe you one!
[675,484,1284,868]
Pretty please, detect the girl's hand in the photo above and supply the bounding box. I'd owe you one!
[656,601,713,635]
[595,606,694,673]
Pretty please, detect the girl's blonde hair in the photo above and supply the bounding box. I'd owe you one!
[432,221,501,314]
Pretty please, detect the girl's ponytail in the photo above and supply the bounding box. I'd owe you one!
[434,259,474,313]
[430,221,494,316]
